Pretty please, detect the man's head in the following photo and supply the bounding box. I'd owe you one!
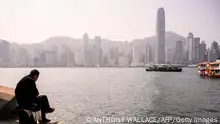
[29,69,40,81]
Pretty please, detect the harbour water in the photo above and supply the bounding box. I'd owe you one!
[0,68,220,123]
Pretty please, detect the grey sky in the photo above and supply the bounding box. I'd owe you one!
[0,0,219,44]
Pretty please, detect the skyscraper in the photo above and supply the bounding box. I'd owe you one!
[174,40,183,64]
[156,8,166,64]
[82,33,90,66]
[194,37,200,63]
[94,36,103,66]
[74,50,83,66]
[0,40,10,66]
[199,41,206,62]
[166,48,174,64]
[209,41,219,61]
[188,32,194,63]
[83,33,89,46]
[145,44,153,64]
[132,45,142,65]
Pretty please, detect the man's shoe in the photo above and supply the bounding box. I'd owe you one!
[45,108,55,113]
[40,118,51,123]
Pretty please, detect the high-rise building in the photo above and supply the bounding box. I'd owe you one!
[94,36,103,66]
[109,47,119,66]
[0,40,10,66]
[208,48,213,62]
[94,36,101,48]
[211,41,219,52]
[183,38,189,62]
[16,48,29,66]
[199,41,206,62]
[145,44,153,64]
[166,48,174,64]
[152,43,156,63]
[219,45,220,58]
[132,45,143,65]
[74,50,83,66]
[156,8,166,64]
[60,46,75,66]
[209,41,219,61]
[118,57,129,66]
[82,33,90,66]
[174,40,183,64]
[10,48,16,66]
[83,33,89,46]
[122,41,131,66]
[40,51,46,66]
[188,33,194,63]
[194,37,200,63]
[44,50,58,66]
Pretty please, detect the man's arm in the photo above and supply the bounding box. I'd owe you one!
[29,79,39,97]
[33,81,39,96]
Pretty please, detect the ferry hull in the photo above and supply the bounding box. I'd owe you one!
[146,68,182,72]
[207,72,220,78]
[199,70,207,76]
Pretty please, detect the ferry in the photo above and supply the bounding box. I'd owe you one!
[145,64,182,72]
[206,59,220,77]
[198,62,208,76]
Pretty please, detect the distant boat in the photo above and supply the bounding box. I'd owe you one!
[145,64,182,72]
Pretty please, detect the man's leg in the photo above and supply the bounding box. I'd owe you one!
[37,95,54,122]
[37,95,52,110]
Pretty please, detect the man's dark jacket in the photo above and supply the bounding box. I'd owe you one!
[15,75,39,109]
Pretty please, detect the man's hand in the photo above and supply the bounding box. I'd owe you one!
[31,103,40,112]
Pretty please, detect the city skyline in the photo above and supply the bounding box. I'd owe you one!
[0,4,219,67]
[0,30,219,67]
[0,0,219,44]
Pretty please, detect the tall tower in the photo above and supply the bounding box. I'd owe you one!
[210,41,219,62]
[199,41,206,62]
[83,33,89,66]
[194,37,200,63]
[83,33,89,46]
[156,8,166,64]
[174,40,183,64]
[0,40,10,65]
[94,36,102,66]
[188,32,194,63]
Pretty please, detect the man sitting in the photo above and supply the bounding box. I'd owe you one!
[15,69,54,123]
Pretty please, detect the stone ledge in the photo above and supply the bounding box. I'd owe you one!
[0,86,17,120]
[0,86,14,95]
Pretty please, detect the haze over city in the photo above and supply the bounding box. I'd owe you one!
[0,0,219,44]
[0,0,219,67]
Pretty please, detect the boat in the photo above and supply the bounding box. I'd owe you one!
[198,58,220,78]
[206,59,220,78]
[145,64,182,72]
[198,62,208,76]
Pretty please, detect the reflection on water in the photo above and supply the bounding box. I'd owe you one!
[0,68,220,123]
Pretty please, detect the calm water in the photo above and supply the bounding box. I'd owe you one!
[1,68,220,123]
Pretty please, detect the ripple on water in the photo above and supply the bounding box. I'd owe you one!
[1,68,220,123]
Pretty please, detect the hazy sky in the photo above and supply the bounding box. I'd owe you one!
[0,0,219,44]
